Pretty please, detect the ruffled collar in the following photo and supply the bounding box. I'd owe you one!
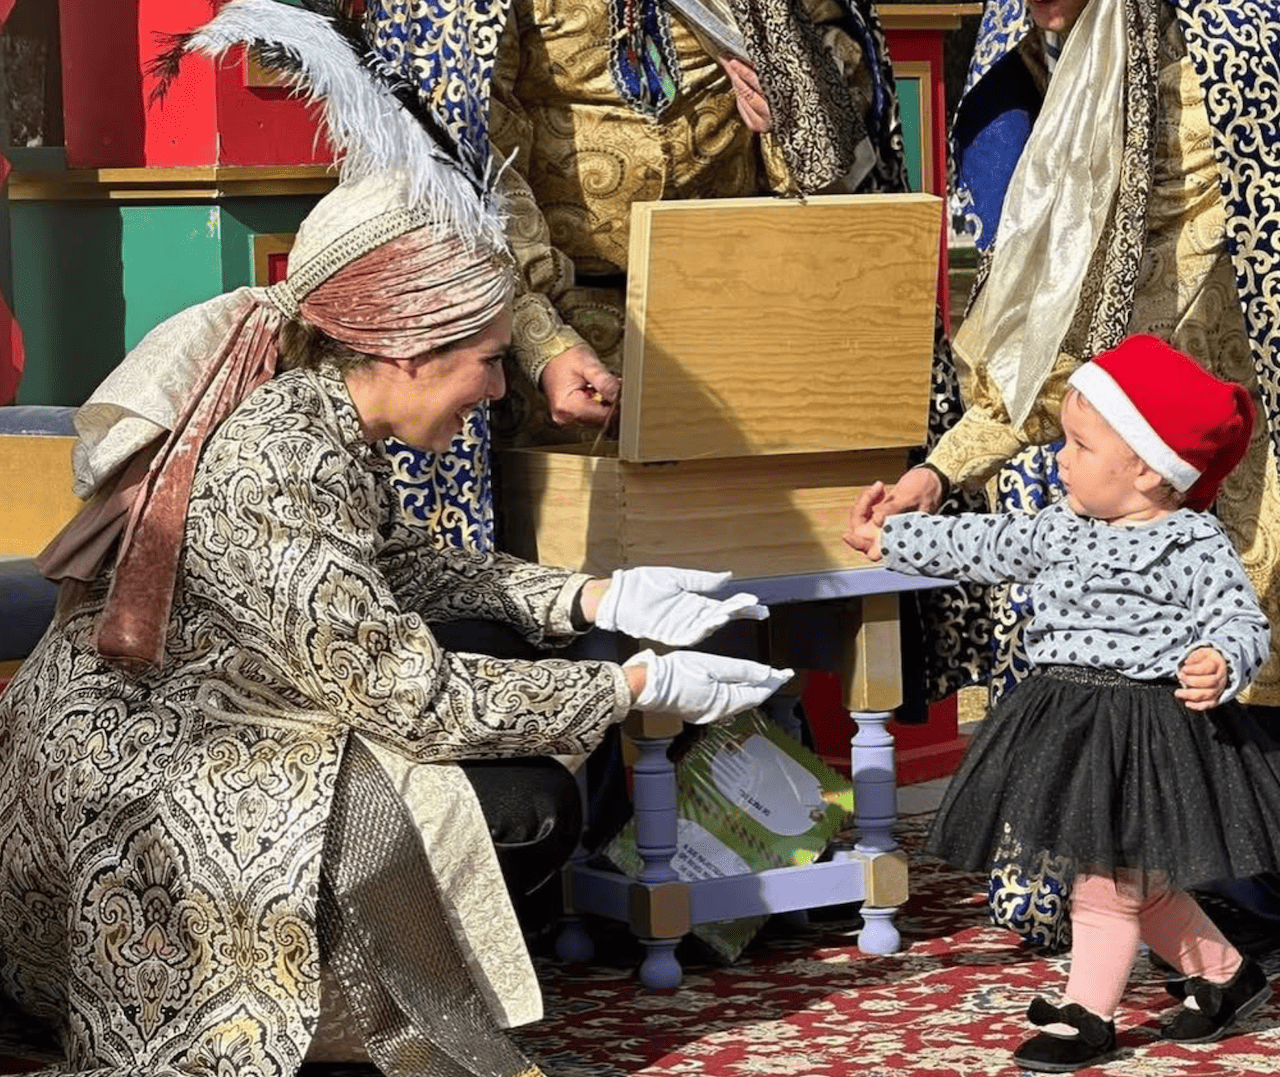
[1049,503,1224,576]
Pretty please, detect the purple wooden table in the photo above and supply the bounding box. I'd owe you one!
[556,567,952,988]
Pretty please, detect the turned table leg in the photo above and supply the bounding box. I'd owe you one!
[554,754,597,965]
[624,710,690,989]
[839,592,907,955]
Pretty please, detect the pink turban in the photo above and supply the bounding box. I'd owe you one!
[40,173,515,672]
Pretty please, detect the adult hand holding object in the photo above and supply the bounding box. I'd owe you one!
[593,566,767,646]
[540,342,621,427]
[622,649,793,723]
[718,55,773,133]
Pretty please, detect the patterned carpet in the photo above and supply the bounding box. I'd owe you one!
[506,817,1280,1077]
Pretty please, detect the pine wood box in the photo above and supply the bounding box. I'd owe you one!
[0,434,81,557]
[499,193,942,579]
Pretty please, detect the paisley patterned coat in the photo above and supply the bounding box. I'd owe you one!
[0,363,631,1076]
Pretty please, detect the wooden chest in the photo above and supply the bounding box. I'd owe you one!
[0,433,80,557]
[499,193,942,579]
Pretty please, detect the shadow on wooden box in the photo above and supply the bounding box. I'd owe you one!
[500,192,944,582]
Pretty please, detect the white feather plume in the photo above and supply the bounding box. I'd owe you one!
[184,0,507,249]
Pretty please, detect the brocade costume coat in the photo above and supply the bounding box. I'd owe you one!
[0,363,631,1077]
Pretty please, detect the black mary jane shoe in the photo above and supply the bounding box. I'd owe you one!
[1013,998,1117,1073]
[1161,957,1271,1044]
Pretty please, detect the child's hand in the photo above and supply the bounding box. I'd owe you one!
[843,482,886,560]
[1176,647,1229,710]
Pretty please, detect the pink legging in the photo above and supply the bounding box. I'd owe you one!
[1065,872,1243,1019]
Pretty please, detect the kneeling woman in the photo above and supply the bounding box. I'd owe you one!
[0,171,787,1077]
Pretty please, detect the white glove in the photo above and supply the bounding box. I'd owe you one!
[594,567,767,646]
[623,649,793,724]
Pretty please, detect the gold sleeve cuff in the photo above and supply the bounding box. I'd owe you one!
[549,572,598,637]
[926,413,1027,490]
[927,346,1079,490]
[512,293,587,386]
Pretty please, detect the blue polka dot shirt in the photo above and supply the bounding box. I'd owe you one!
[881,503,1271,701]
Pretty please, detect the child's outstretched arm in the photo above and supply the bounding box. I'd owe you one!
[866,508,1049,585]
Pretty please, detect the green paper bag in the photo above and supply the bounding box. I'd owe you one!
[602,707,853,962]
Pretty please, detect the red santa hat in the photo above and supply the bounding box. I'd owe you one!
[1066,334,1255,511]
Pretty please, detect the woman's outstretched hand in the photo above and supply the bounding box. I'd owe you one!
[590,567,767,646]
[622,649,793,724]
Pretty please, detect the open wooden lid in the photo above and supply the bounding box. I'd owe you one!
[618,193,943,463]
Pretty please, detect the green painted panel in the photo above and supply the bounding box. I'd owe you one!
[896,76,923,194]
[9,196,322,407]
[121,204,226,354]
[12,201,224,405]
[12,202,128,406]
[219,196,320,290]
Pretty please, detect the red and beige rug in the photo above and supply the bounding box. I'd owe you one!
[511,818,1280,1077]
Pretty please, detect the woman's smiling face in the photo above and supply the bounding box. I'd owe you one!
[346,304,512,453]
[404,307,512,453]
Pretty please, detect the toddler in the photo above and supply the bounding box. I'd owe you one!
[852,334,1278,1071]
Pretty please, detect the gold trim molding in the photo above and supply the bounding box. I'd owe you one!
[9,165,339,202]
[253,232,297,287]
[880,3,983,31]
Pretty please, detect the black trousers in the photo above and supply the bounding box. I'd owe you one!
[459,756,581,908]
[432,619,628,928]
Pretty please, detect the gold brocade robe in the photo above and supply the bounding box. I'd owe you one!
[491,0,880,398]
[0,365,631,1076]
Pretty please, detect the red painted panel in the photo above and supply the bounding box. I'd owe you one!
[214,48,333,167]
[59,0,333,168]
[267,251,289,284]
[59,0,207,166]
[141,16,220,169]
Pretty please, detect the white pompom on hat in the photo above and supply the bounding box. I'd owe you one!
[1067,334,1255,511]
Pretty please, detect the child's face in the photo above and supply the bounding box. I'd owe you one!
[1057,392,1151,521]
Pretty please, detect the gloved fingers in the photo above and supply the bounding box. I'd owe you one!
[760,668,795,693]
[653,567,734,594]
[687,660,792,723]
[632,593,765,647]
[704,655,792,685]
[693,677,791,724]
[714,592,768,621]
[711,671,788,722]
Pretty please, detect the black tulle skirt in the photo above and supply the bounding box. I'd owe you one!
[926,665,1280,891]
